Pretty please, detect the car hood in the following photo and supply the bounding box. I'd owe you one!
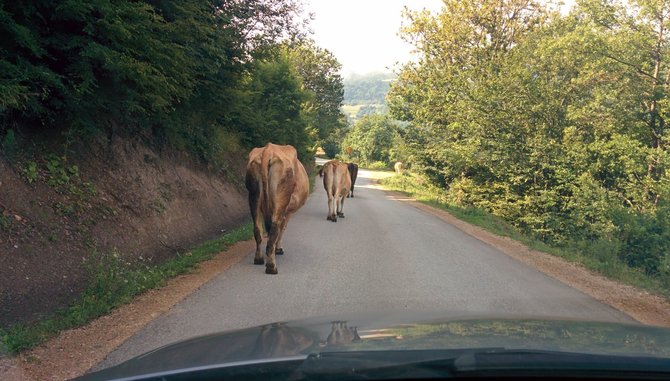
[78,311,670,380]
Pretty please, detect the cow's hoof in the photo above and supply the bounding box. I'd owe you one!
[265,266,278,275]
[326,216,333,221]
[254,258,265,265]
[337,213,345,218]
[276,248,284,255]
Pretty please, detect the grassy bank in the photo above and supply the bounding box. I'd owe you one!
[1,223,253,354]
[379,173,669,299]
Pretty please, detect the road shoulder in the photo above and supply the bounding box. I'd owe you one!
[379,188,670,327]
[2,240,254,381]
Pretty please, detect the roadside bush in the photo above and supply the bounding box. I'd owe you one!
[366,161,390,170]
[341,114,399,165]
[321,139,340,158]
[1,129,17,160]
[612,205,670,277]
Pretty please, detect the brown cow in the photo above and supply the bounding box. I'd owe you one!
[245,143,308,274]
[347,163,358,198]
[319,160,351,222]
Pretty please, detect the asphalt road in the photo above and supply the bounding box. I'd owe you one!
[95,163,633,370]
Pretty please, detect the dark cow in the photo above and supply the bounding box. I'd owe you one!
[346,163,358,198]
[245,143,308,274]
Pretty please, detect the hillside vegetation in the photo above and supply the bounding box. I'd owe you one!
[1,0,344,163]
[334,0,670,294]
[0,0,345,346]
[383,0,670,288]
[340,72,394,122]
[343,72,394,105]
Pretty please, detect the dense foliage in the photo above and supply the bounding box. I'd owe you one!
[0,0,344,164]
[340,114,401,167]
[389,0,670,281]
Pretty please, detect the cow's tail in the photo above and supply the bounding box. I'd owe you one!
[330,162,338,196]
[260,147,276,234]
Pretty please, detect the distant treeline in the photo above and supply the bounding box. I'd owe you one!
[0,0,345,163]
[388,0,670,283]
[343,72,395,105]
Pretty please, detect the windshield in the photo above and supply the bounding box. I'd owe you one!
[1,0,670,380]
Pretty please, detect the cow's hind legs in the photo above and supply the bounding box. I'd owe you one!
[336,195,345,218]
[265,263,278,274]
[253,227,264,265]
[250,198,264,265]
[274,217,289,255]
[326,194,337,222]
[265,248,278,274]
[253,233,264,265]
[265,221,282,274]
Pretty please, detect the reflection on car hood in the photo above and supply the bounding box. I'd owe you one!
[78,311,670,380]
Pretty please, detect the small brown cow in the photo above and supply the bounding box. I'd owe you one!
[347,163,358,198]
[245,143,308,274]
[319,160,351,222]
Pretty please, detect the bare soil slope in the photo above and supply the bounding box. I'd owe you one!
[0,137,248,328]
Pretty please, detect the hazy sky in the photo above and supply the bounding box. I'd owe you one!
[304,0,443,77]
[304,0,575,77]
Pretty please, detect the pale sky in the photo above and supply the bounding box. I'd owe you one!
[304,0,443,77]
[304,0,575,77]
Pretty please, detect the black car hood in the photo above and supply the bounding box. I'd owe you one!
[78,311,670,381]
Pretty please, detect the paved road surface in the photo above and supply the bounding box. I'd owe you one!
[95,163,633,370]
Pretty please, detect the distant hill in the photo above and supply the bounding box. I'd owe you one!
[343,72,395,105]
[342,72,395,122]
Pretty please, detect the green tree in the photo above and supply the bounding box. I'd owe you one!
[389,0,670,277]
[341,114,400,166]
[0,0,311,163]
[285,40,346,144]
[236,51,312,161]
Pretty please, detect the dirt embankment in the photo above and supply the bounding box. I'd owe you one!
[0,136,249,329]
